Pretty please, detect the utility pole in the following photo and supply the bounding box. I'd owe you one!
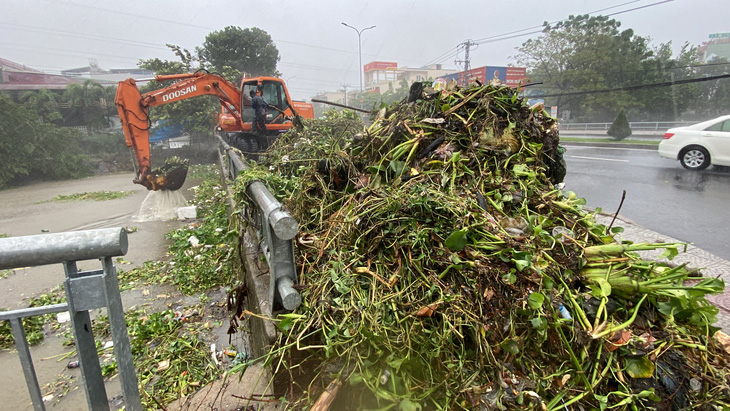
[341,84,349,106]
[454,40,475,86]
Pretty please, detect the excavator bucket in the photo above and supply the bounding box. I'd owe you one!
[136,161,189,191]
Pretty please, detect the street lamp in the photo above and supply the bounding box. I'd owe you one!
[341,22,376,97]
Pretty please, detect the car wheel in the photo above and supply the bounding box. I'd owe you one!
[679,146,710,170]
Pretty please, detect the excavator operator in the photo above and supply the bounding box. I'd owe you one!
[250,89,268,133]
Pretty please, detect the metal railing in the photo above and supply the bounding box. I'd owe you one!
[560,121,695,131]
[0,228,142,411]
[216,134,301,312]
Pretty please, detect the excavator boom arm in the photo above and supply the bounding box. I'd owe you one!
[115,73,243,190]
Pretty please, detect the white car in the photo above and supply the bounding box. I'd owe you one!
[658,115,730,170]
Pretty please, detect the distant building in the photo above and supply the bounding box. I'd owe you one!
[0,57,153,93]
[61,59,153,84]
[699,33,730,62]
[0,57,86,92]
[363,61,457,94]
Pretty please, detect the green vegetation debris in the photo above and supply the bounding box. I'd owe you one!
[232,81,728,409]
[53,190,136,202]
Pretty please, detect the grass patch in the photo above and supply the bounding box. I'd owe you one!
[54,190,137,202]
[0,285,66,349]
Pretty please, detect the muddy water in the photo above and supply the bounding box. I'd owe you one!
[0,172,201,410]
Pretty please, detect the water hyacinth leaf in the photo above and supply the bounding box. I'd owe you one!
[531,316,547,330]
[500,339,520,355]
[513,164,536,179]
[512,251,532,271]
[658,245,679,261]
[445,229,468,251]
[589,277,612,298]
[528,292,545,310]
[400,398,422,411]
[390,160,406,175]
[349,372,364,386]
[610,226,625,234]
[625,356,655,379]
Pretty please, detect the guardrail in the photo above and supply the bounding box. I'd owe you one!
[215,134,301,312]
[0,228,142,411]
[560,121,695,131]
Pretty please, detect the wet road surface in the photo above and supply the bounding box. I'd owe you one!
[563,144,730,261]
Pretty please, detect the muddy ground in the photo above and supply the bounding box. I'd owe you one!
[0,172,272,410]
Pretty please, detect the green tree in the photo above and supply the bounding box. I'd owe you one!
[19,88,63,124]
[62,79,111,131]
[197,26,280,83]
[0,93,89,187]
[633,43,703,120]
[515,15,652,122]
[139,48,220,137]
[607,109,632,140]
[694,56,730,117]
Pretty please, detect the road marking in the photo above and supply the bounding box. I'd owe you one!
[569,155,630,163]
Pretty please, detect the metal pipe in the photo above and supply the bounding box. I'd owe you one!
[217,135,299,240]
[311,98,371,113]
[246,182,299,240]
[276,276,302,311]
[0,228,128,270]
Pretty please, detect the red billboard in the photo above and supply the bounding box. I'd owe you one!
[363,61,397,72]
[439,66,527,89]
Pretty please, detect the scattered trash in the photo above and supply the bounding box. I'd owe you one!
[210,343,218,366]
[188,235,200,248]
[67,361,79,369]
[557,303,572,320]
[56,311,70,323]
[177,206,197,220]
[157,360,170,371]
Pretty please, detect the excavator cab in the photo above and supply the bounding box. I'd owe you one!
[241,79,292,126]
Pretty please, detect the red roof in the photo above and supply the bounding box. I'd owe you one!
[0,57,85,90]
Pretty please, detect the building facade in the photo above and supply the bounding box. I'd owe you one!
[699,33,730,62]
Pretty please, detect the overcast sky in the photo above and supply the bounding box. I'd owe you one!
[2,0,727,100]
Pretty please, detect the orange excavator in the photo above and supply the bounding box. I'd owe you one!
[115,72,313,190]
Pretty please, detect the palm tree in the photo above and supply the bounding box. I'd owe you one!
[62,79,110,132]
[19,88,63,124]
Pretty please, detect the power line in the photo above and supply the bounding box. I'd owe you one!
[538,73,730,98]
[424,0,675,67]
[527,61,730,82]
[472,0,646,44]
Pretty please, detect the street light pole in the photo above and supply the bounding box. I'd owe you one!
[341,22,376,98]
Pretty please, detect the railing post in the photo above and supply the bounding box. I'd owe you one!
[64,261,110,411]
[101,257,142,411]
[10,318,45,411]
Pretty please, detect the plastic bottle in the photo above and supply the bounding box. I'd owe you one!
[558,303,572,320]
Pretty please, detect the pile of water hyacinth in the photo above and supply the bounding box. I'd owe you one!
[233,81,729,410]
